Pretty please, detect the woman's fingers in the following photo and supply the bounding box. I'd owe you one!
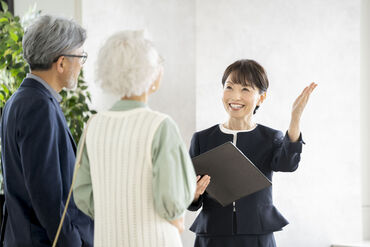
[198,176,210,190]
[196,175,211,195]
[201,179,211,194]
[298,85,312,101]
[301,83,317,104]
[198,180,209,193]
[294,83,317,108]
[291,82,317,121]
[198,175,210,185]
[300,82,316,98]
[305,82,317,95]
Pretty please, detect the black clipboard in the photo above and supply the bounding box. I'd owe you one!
[192,142,272,207]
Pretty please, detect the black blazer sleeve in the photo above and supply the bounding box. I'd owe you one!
[188,132,204,211]
[270,130,304,172]
[189,132,200,158]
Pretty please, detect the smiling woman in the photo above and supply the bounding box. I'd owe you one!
[221,60,268,126]
[187,59,317,247]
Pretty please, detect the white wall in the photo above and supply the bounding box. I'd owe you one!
[14,0,78,20]
[361,0,370,241]
[195,0,361,246]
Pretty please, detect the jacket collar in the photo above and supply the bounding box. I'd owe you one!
[20,78,56,101]
[25,73,62,103]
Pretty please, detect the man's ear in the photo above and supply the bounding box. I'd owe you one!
[55,56,65,73]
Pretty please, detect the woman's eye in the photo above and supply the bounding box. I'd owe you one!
[242,88,249,91]
[226,86,232,90]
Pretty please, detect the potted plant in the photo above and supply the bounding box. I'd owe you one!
[0,1,96,224]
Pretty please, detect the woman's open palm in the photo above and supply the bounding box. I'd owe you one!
[292,82,317,121]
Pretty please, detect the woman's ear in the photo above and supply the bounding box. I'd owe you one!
[257,92,267,106]
[149,67,163,94]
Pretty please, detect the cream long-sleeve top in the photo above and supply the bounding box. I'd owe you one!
[73,100,196,221]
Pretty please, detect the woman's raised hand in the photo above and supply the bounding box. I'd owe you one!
[193,175,211,203]
[288,82,317,142]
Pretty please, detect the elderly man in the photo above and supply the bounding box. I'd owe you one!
[0,15,93,246]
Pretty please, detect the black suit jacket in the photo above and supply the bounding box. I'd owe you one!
[188,124,303,235]
[0,78,93,246]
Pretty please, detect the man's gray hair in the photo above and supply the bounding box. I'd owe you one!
[22,15,86,70]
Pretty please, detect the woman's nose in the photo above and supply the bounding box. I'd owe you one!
[231,90,242,100]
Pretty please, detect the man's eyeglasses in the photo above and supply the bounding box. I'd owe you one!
[53,51,88,65]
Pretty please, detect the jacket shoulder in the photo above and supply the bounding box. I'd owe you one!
[194,124,220,137]
[9,79,53,106]
[7,89,54,113]
[256,124,283,140]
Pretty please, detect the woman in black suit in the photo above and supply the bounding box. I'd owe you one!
[188,59,317,247]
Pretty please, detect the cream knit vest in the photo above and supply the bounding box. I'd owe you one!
[86,108,182,247]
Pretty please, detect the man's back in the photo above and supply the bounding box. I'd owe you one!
[1,78,93,247]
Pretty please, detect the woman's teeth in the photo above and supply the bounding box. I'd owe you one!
[229,104,244,109]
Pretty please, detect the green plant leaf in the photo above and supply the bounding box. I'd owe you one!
[17,71,26,79]
[0,56,5,66]
[0,90,6,99]
[9,29,18,42]
[1,84,9,94]
[5,54,12,63]
[1,1,8,12]
[0,17,7,23]
[3,11,11,19]
[13,62,23,69]
[11,43,19,51]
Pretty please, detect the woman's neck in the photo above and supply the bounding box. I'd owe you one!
[121,93,148,103]
[224,117,256,131]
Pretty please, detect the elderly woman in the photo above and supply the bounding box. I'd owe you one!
[73,30,196,247]
[188,59,317,247]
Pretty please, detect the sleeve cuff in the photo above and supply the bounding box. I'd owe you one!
[187,195,203,211]
[284,131,305,153]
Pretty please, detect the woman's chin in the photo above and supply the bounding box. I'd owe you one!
[227,111,247,119]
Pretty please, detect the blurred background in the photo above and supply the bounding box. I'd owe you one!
[6,0,370,246]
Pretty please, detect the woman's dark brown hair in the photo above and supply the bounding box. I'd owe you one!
[222,59,269,114]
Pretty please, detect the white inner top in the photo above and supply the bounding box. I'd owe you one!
[219,123,258,144]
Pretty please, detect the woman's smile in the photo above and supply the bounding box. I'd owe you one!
[229,103,245,110]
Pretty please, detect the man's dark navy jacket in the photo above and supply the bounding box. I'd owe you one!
[0,78,93,246]
[188,124,304,235]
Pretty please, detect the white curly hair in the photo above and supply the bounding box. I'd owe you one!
[95,30,163,97]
